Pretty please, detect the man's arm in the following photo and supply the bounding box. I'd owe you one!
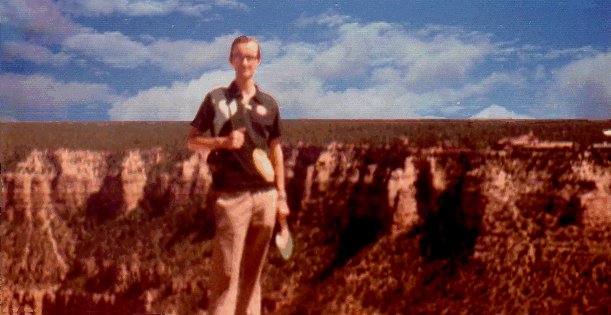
[269,137,285,194]
[269,137,290,219]
[186,127,245,152]
[187,91,246,152]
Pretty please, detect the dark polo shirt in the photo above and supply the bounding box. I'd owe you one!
[191,81,281,191]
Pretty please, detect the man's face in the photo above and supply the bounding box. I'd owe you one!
[229,41,260,80]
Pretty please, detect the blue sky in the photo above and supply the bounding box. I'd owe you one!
[1,0,609,121]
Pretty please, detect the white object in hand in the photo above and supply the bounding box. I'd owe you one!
[252,148,275,182]
[275,221,293,260]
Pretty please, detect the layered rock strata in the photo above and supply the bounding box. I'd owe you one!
[1,145,609,314]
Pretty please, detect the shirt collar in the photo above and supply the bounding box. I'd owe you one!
[228,80,264,103]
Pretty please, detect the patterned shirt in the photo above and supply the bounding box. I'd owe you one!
[191,81,281,191]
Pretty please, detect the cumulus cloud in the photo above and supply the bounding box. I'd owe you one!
[470,105,532,119]
[109,69,234,120]
[110,20,520,120]
[62,31,280,74]
[147,34,239,73]
[0,73,119,108]
[0,0,84,42]
[260,71,521,119]
[63,31,152,68]
[545,51,611,118]
[57,0,247,17]
[0,0,249,70]
[252,22,502,118]
[302,22,492,90]
[2,41,72,66]
[257,21,494,86]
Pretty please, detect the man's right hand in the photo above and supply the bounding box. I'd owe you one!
[223,128,246,150]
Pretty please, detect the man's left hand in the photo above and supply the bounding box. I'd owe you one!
[277,199,290,224]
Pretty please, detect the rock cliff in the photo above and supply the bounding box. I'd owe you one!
[1,144,609,314]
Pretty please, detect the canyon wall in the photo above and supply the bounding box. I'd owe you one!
[1,144,609,314]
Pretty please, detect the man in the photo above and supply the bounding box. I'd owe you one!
[186,35,289,315]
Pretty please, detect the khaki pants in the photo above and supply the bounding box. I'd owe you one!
[209,188,278,315]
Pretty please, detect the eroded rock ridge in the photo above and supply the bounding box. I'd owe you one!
[1,145,609,314]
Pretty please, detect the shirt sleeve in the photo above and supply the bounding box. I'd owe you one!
[190,93,214,133]
[269,104,281,140]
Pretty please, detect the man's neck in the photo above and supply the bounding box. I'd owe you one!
[235,77,257,99]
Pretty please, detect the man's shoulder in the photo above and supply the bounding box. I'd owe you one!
[256,87,279,108]
[207,85,229,103]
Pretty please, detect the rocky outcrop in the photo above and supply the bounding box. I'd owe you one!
[387,157,418,235]
[268,148,609,315]
[52,149,109,215]
[1,144,609,314]
[1,148,211,314]
[2,150,73,314]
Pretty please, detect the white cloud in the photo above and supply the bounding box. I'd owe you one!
[147,34,237,73]
[2,41,72,66]
[62,31,281,74]
[269,21,493,88]
[497,43,600,63]
[0,73,119,108]
[1,0,252,74]
[254,22,501,118]
[370,67,402,84]
[1,0,84,42]
[63,31,151,68]
[296,11,353,27]
[405,36,491,89]
[57,0,247,17]
[542,46,598,60]
[450,73,524,99]
[109,20,521,120]
[470,105,532,119]
[545,50,611,118]
[534,64,546,80]
[109,70,234,120]
[212,0,248,11]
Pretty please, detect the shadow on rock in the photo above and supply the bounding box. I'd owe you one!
[85,172,125,223]
[417,154,487,261]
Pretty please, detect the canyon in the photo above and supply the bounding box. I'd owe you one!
[1,139,609,314]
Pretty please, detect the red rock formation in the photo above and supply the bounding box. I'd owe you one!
[387,157,418,235]
[121,150,149,214]
[1,150,72,314]
[0,148,211,313]
[1,144,609,314]
[53,149,109,216]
